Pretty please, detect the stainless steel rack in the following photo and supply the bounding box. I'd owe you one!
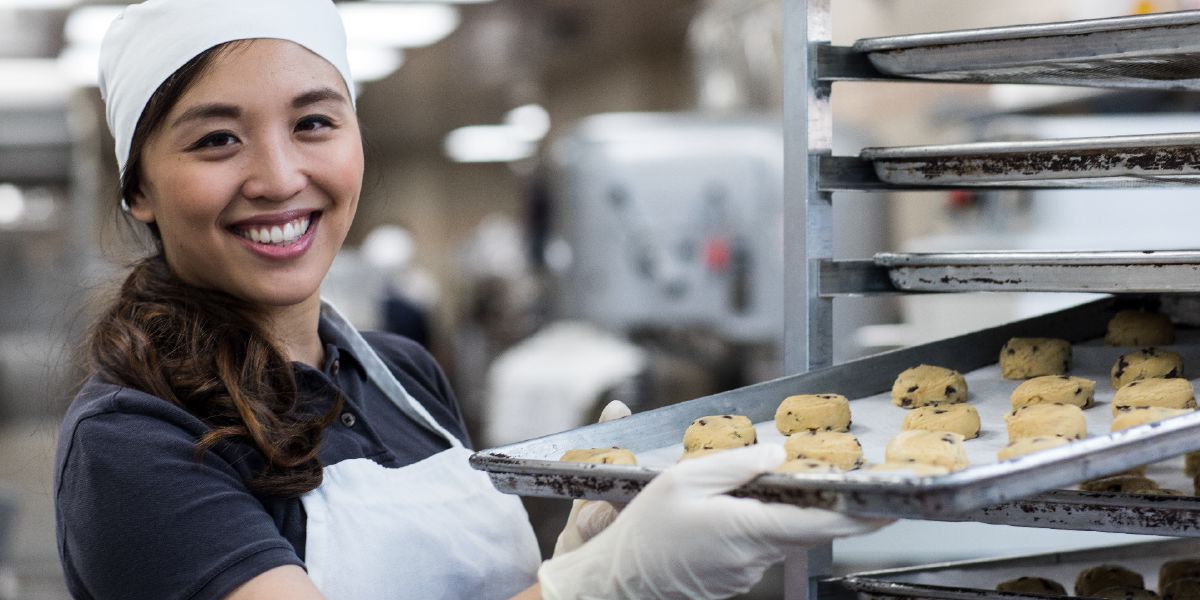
[786,4,1200,600]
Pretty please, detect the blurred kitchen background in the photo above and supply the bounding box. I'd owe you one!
[2,0,1200,597]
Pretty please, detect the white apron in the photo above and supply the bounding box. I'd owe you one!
[301,303,542,599]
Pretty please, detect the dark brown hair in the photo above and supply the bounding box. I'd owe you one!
[91,41,342,497]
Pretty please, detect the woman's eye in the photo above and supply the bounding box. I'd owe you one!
[296,116,334,133]
[193,132,238,149]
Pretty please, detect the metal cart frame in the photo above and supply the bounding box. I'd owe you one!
[784,3,1200,599]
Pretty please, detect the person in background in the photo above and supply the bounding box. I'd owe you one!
[53,1,889,598]
[362,224,434,348]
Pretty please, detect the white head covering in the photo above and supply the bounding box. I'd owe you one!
[99,0,356,179]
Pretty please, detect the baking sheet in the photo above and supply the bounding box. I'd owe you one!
[471,298,1200,521]
[858,134,1200,187]
[637,332,1200,494]
[850,11,1200,90]
[833,538,1200,600]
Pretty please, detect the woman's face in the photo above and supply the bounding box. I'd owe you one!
[130,39,363,310]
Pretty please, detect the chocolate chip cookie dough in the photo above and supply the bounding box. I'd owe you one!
[560,448,638,465]
[1005,403,1087,441]
[775,394,851,434]
[1000,337,1072,380]
[1011,375,1095,409]
[1112,377,1195,414]
[891,365,968,408]
[884,430,970,471]
[783,431,864,471]
[1106,310,1175,347]
[682,415,757,454]
[901,403,980,439]
[1111,348,1184,389]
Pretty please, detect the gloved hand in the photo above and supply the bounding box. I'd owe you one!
[553,400,632,557]
[538,444,892,600]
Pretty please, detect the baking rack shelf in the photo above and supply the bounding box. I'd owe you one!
[823,539,1200,600]
[822,133,1200,191]
[849,11,1200,90]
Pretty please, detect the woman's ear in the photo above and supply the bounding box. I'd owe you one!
[127,191,156,225]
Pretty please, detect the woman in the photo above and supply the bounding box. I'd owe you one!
[54,1,886,598]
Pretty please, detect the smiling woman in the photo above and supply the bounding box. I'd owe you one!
[52,1,887,600]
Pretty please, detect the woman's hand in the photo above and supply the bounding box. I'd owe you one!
[538,444,892,600]
[552,400,631,557]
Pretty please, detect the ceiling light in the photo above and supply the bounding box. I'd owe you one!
[347,46,405,83]
[0,59,70,105]
[363,0,493,4]
[0,0,75,8]
[337,4,460,48]
[504,104,551,142]
[63,5,121,47]
[444,125,535,163]
[0,184,25,226]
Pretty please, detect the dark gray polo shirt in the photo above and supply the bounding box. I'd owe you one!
[55,318,471,600]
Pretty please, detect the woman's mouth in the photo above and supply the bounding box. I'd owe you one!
[229,211,322,261]
[234,213,315,246]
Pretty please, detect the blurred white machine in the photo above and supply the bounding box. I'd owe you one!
[547,112,784,343]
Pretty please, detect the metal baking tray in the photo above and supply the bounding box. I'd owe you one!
[828,538,1200,600]
[859,134,1200,188]
[470,297,1200,525]
[876,250,1200,293]
[852,11,1200,90]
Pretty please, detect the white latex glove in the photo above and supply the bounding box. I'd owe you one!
[553,400,632,557]
[538,444,892,600]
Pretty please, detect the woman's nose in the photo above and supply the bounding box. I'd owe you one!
[241,136,307,201]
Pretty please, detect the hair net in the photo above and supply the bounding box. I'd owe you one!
[99,0,356,179]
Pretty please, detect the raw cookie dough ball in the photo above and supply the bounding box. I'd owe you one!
[774,458,839,474]
[1111,348,1184,389]
[1112,406,1193,432]
[997,435,1071,461]
[901,403,981,439]
[682,415,757,453]
[1076,565,1146,597]
[891,365,968,408]
[1011,375,1096,410]
[678,448,724,462]
[1094,588,1160,600]
[1000,337,1072,380]
[1106,310,1175,347]
[1143,488,1187,497]
[1162,579,1200,600]
[996,576,1067,596]
[775,393,851,434]
[1160,560,1200,595]
[559,448,638,465]
[1080,474,1160,494]
[1112,378,1196,415]
[1005,403,1087,442]
[1187,452,1200,477]
[784,431,863,471]
[864,462,950,476]
[884,430,969,471]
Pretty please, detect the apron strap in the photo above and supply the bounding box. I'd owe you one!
[320,300,463,448]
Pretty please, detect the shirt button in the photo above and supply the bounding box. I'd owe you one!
[340,412,357,427]
[330,359,341,377]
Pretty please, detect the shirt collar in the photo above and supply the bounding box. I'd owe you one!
[317,313,365,371]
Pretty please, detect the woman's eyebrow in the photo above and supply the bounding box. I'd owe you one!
[293,87,346,109]
[171,103,240,128]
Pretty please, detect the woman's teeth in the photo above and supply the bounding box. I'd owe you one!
[239,216,311,245]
